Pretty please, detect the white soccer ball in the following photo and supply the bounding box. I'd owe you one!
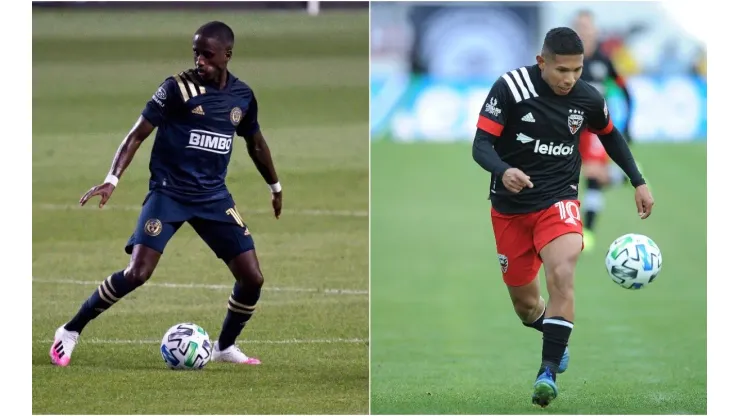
[160,323,212,370]
[605,233,663,290]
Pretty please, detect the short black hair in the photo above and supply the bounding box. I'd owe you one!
[195,21,235,49]
[542,27,584,58]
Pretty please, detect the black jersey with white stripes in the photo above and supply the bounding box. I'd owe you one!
[475,64,614,214]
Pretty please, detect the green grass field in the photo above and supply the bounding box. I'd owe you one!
[32,9,368,415]
[370,141,706,414]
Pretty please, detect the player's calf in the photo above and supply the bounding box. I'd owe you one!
[538,233,580,379]
[52,267,146,367]
[216,251,264,351]
[518,296,546,331]
[63,269,146,335]
[506,277,545,329]
[55,245,161,366]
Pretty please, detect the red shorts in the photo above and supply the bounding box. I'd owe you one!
[490,200,583,287]
[579,130,609,164]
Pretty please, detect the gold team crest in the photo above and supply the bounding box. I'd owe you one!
[144,218,162,237]
[230,107,243,126]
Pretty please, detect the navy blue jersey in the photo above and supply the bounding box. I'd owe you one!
[141,69,259,203]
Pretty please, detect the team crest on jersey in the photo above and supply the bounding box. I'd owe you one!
[567,109,584,135]
[144,218,162,237]
[230,107,243,126]
[485,98,502,117]
[498,254,509,273]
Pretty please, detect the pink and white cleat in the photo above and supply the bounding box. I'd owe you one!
[49,326,79,367]
[211,341,261,365]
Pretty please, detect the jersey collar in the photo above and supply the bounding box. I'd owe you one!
[531,65,556,97]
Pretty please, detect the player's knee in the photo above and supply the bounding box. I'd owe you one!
[512,296,540,321]
[248,268,264,288]
[236,265,263,288]
[124,263,154,286]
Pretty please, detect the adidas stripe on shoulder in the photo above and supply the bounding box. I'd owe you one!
[173,70,206,103]
[501,67,539,103]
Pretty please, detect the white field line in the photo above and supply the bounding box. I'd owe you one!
[35,338,367,345]
[36,203,368,218]
[32,278,368,296]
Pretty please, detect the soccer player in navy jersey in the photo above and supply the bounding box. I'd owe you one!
[473,27,654,407]
[50,21,281,367]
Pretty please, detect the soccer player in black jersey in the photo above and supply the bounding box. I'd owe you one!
[472,27,654,407]
[50,21,281,367]
[573,10,636,251]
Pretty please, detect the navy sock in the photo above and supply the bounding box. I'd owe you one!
[538,316,573,380]
[218,282,261,349]
[64,270,142,333]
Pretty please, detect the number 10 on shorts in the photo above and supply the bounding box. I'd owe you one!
[226,206,250,235]
[555,201,581,225]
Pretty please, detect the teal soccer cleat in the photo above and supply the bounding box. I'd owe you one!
[557,347,569,373]
[531,367,559,408]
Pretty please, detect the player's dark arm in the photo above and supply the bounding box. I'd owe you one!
[473,78,514,176]
[472,129,512,176]
[244,130,279,186]
[79,116,154,208]
[109,117,155,179]
[244,129,282,219]
[594,124,645,187]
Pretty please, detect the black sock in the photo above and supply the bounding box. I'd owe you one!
[538,316,573,380]
[218,282,261,349]
[584,178,602,231]
[64,270,142,333]
[523,307,546,332]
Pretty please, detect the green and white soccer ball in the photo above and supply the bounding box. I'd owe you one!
[605,233,663,290]
[160,323,212,370]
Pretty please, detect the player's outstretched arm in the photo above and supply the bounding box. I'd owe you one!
[79,116,155,208]
[244,130,282,219]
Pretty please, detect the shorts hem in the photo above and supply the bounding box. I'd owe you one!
[534,231,584,255]
[125,242,165,256]
[503,273,539,288]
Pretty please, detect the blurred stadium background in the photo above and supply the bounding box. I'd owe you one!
[32,1,368,414]
[370,1,706,414]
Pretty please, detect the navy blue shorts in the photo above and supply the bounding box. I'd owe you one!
[125,191,255,263]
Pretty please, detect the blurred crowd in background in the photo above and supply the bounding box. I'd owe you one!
[371,1,707,143]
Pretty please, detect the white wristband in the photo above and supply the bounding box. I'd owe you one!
[268,182,281,193]
[104,174,119,187]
